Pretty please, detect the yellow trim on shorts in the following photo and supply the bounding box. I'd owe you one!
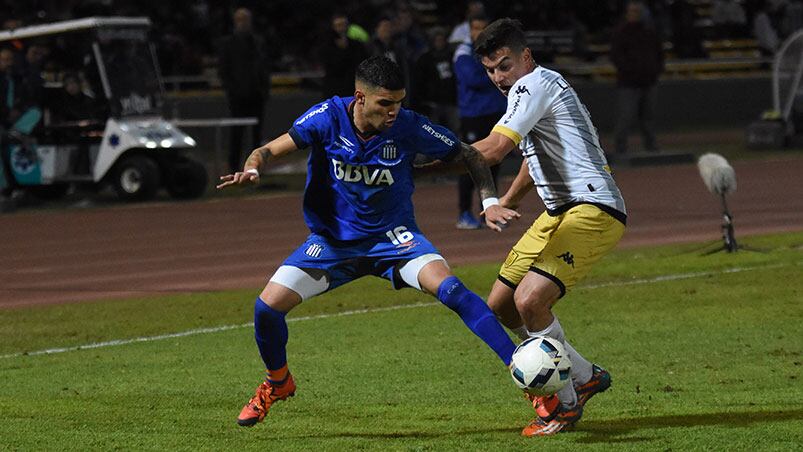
[492,125,522,145]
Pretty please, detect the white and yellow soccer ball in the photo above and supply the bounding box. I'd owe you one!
[510,336,572,396]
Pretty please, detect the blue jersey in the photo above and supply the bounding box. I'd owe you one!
[288,96,460,241]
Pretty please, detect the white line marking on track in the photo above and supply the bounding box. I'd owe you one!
[1,262,797,360]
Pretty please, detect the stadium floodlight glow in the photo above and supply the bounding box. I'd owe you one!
[160,139,172,148]
[697,153,738,253]
[145,141,157,149]
[183,136,196,146]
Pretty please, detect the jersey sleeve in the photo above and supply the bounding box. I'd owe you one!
[288,101,332,148]
[492,76,551,146]
[411,112,461,161]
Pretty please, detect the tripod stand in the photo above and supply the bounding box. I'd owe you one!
[701,192,761,255]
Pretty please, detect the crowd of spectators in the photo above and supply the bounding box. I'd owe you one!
[1,1,800,77]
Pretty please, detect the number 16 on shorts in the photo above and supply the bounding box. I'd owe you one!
[386,226,413,245]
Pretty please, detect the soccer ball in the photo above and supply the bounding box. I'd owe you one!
[510,336,572,396]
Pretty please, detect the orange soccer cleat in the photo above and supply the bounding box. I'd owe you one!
[521,402,583,437]
[525,393,561,423]
[575,364,611,408]
[236,374,296,427]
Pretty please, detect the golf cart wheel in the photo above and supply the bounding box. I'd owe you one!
[113,155,160,201]
[166,159,208,199]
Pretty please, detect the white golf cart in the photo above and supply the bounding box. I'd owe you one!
[0,17,207,201]
[746,29,803,149]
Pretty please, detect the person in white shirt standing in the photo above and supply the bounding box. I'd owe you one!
[469,18,628,437]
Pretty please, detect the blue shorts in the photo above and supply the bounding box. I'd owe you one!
[282,226,440,292]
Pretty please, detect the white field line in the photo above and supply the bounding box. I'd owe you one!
[1,262,796,360]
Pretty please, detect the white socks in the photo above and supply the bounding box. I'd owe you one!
[523,316,593,408]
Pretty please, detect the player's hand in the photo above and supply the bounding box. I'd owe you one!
[216,170,260,189]
[499,194,519,210]
[481,204,521,232]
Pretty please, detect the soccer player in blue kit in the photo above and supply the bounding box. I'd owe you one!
[217,56,521,427]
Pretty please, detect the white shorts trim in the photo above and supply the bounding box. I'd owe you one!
[398,253,446,291]
[269,265,330,301]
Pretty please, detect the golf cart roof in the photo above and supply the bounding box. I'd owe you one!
[0,17,151,42]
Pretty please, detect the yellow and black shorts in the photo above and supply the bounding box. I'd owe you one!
[498,203,625,298]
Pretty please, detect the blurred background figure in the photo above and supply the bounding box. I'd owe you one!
[370,15,410,100]
[411,26,457,132]
[321,12,368,99]
[452,13,506,229]
[711,0,748,38]
[611,1,664,154]
[449,0,485,45]
[49,72,100,124]
[218,7,270,172]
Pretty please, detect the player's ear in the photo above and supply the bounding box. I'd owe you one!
[355,89,365,105]
[522,47,533,64]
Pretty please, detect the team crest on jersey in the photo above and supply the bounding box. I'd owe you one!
[381,142,397,160]
[305,243,324,258]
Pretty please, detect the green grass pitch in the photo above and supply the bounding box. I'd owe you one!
[1,232,802,450]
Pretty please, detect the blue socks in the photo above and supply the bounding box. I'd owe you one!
[254,297,290,383]
[436,276,516,365]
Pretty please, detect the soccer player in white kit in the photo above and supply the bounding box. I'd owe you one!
[470,18,628,436]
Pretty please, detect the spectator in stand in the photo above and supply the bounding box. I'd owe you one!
[712,0,748,38]
[49,72,101,124]
[453,14,506,229]
[1,46,18,207]
[753,0,784,55]
[322,12,369,99]
[449,1,485,45]
[370,16,410,99]
[394,5,428,63]
[218,7,270,172]
[18,41,47,111]
[411,26,458,131]
[611,1,664,154]
[670,0,708,58]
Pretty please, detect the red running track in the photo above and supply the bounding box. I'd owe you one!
[1,157,801,308]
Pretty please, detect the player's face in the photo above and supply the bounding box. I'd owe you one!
[481,46,535,96]
[357,87,406,131]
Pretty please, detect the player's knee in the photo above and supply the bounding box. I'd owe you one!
[513,284,554,317]
[259,281,303,313]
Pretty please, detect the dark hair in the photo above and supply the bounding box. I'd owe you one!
[468,13,489,25]
[355,56,405,90]
[474,18,527,58]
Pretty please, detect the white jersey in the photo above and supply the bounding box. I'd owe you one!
[493,66,627,218]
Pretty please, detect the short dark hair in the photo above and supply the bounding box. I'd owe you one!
[355,56,405,91]
[474,18,527,58]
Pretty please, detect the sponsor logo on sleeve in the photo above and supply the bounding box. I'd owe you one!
[296,103,329,125]
[421,124,455,147]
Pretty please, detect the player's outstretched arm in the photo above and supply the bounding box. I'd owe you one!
[472,131,516,166]
[499,159,534,210]
[458,142,521,232]
[216,133,299,189]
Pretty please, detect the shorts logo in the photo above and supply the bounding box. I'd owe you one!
[305,243,324,258]
[503,250,520,268]
[557,251,575,268]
